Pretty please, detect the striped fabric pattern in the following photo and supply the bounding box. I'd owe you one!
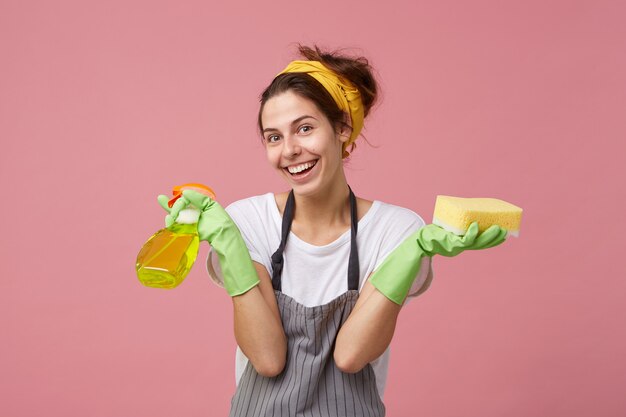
[229,290,386,417]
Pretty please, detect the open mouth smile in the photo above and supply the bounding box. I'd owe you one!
[283,159,319,179]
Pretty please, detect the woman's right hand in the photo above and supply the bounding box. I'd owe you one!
[157,189,260,297]
[158,189,229,243]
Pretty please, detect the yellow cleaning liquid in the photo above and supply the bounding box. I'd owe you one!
[136,222,200,289]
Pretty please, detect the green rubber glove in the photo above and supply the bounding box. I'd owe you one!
[157,189,260,297]
[369,222,508,305]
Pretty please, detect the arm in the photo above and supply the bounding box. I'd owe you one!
[233,262,287,377]
[333,276,402,374]
[163,191,288,376]
[335,219,507,373]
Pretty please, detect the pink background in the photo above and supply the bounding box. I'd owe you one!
[2,1,625,416]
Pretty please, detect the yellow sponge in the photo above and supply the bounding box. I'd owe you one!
[432,195,523,238]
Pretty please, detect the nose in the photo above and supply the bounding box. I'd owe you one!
[282,134,301,158]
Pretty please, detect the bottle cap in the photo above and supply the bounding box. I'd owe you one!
[167,183,217,208]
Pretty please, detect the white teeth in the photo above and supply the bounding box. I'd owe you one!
[287,160,317,174]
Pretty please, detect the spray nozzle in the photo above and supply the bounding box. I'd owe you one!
[167,183,217,208]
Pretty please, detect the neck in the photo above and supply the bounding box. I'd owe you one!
[292,178,351,230]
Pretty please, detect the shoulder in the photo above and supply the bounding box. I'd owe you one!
[222,193,279,234]
[358,199,427,258]
[370,200,427,233]
[221,193,279,255]
[225,192,276,217]
[273,191,288,217]
[357,197,374,222]
[364,200,430,273]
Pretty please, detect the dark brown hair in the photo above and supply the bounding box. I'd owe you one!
[257,43,380,158]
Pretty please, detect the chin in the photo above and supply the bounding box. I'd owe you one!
[287,178,324,197]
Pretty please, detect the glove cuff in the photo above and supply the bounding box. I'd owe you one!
[369,232,426,305]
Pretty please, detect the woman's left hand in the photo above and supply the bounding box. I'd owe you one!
[416,222,508,257]
[368,222,508,305]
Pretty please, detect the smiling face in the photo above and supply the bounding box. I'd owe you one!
[261,90,350,197]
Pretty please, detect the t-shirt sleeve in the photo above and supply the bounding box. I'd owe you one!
[403,256,434,306]
[205,199,272,288]
[368,207,434,306]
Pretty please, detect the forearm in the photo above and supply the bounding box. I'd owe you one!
[232,272,287,377]
[334,281,402,373]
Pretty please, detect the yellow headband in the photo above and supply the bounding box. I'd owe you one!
[275,60,364,159]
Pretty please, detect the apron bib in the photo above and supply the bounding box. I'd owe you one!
[229,187,386,417]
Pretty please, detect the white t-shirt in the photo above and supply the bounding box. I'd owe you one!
[206,192,434,400]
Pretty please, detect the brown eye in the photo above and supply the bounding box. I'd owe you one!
[266,135,280,143]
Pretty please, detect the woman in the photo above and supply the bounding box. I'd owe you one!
[161,44,507,416]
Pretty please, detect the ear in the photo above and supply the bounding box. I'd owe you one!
[336,113,352,143]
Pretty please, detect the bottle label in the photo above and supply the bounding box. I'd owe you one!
[176,208,200,224]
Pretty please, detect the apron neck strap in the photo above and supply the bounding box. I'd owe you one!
[271,186,360,292]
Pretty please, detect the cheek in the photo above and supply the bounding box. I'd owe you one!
[307,146,321,155]
[266,147,281,166]
[306,140,326,155]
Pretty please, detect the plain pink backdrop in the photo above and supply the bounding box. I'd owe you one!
[2,1,625,416]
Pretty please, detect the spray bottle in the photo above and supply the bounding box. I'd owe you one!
[135,183,216,289]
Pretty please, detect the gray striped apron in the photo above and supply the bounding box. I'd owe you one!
[229,187,386,417]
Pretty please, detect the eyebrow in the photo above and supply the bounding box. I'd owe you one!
[262,115,317,133]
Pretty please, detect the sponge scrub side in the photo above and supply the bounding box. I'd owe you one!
[432,195,523,238]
